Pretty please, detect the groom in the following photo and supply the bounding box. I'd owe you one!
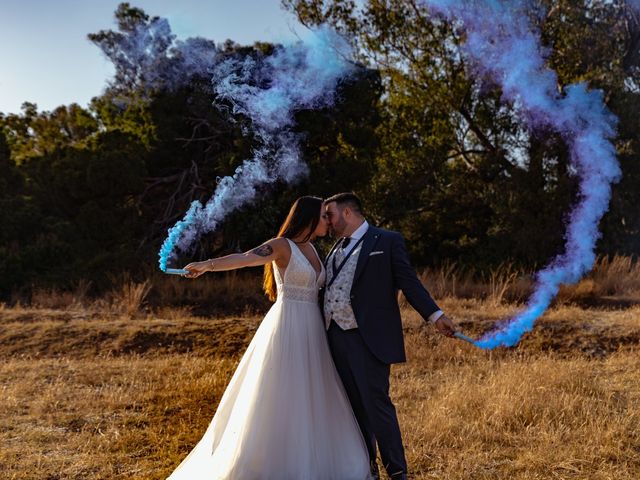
[322,192,456,480]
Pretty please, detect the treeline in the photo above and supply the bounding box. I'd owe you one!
[1,1,640,297]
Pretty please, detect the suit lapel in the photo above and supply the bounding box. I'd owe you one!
[352,226,381,286]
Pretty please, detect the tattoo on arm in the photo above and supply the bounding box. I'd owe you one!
[252,244,274,257]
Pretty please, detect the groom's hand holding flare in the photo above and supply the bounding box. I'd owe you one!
[435,314,456,337]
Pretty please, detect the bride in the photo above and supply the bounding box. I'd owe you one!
[167,196,372,480]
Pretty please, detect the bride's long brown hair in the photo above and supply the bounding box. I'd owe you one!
[263,196,323,301]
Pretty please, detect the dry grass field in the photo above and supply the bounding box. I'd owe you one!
[2,291,640,480]
[2,257,640,479]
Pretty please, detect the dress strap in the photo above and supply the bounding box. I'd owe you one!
[310,243,324,272]
[284,238,298,262]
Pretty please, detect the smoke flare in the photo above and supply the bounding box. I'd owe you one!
[158,27,354,271]
[425,0,621,348]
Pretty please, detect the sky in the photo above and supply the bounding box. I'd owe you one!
[0,0,304,114]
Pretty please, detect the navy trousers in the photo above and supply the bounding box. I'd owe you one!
[327,320,407,478]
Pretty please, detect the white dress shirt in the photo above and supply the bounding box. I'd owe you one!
[340,220,369,257]
[339,220,443,324]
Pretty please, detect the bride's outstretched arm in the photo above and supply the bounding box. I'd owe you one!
[182,237,289,279]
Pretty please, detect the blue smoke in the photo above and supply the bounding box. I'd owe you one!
[424,0,621,348]
[94,15,354,271]
[92,16,219,106]
[158,26,354,270]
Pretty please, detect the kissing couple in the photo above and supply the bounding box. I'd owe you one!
[167,192,457,480]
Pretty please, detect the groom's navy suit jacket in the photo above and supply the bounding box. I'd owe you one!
[323,225,440,364]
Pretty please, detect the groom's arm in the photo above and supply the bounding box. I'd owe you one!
[390,232,455,336]
[390,232,440,320]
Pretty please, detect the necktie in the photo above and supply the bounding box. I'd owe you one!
[333,237,351,270]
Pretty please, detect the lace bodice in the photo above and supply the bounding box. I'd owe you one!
[274,239,326,304]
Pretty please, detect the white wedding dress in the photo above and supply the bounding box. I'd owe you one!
[167,239,371,480]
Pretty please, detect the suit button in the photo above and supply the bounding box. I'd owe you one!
[350,294,355,299]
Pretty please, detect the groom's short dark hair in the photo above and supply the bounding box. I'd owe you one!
[325,192,364,216]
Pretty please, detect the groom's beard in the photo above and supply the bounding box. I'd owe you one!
[329,228,345,239]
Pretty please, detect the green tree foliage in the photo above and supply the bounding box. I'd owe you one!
[2,102,98,164]
[283,0,640,266]
[0,129,31,292]
[0,127,148,291]
[0,3,379,296]
[2,1,640,297]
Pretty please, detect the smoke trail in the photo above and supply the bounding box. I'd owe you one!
[91,16,219,100]
[424,0,621,348]
[158,27,354,270]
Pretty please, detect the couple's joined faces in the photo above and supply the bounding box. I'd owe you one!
[313,207,329,238]
[324,202,347,237]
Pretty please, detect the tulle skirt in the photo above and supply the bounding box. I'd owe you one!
[167,298,371,480]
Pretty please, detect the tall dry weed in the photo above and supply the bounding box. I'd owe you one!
[31,287,77,309]
[421,262,528,304]
[10,256,640,314]
[486,263,520,306]
[422,255,640,306]
[110,278,151,318]
[592,255,640,295]
[28,279,93,310]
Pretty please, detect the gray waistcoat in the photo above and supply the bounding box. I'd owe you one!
[323,243,363,330]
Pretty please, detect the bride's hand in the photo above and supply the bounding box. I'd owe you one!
[183,261,210,279]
